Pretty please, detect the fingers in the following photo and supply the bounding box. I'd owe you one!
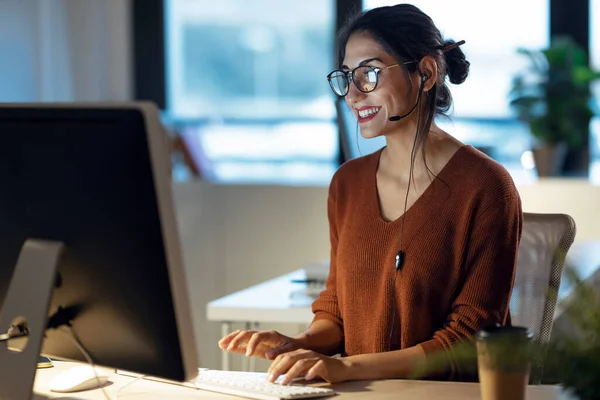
[217,329,241,350]
[246,330,279,357]
[305,359,325,381]
[265,341,295,360]
[220,330,255,354]
[267,349,318,384]
[219,329,300,362]
[280,358,316,385]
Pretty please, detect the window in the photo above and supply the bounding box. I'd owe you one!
[590,0,600,182]
[592,0,600,106]
[165,0,337,184]
[364,0,549,119]
[360,0,550,182]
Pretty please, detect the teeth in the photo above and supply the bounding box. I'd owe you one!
[358,107,380,118]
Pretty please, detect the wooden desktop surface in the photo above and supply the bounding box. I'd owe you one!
[32,361,571,400]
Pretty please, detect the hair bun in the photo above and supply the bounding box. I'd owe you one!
[443,39,470,85]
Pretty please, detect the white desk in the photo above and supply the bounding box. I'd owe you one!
[32,360,572,400]
[207,270,315,325]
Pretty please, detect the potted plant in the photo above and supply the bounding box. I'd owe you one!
[509,35,600,177]
[413,264,600,400]
[540,266,600,400]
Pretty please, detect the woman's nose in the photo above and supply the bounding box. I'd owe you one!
[345,82,366,106]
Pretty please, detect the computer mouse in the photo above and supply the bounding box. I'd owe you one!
[48,365,111,393]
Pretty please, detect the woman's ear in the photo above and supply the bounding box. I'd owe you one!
[418,56,438,92]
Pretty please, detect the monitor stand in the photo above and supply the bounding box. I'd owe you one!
[0,239,64,400]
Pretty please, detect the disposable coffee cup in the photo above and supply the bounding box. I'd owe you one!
[475,325,534,400]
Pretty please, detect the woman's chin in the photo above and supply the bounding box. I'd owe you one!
[359,127,382,139]
[357,116,386,139]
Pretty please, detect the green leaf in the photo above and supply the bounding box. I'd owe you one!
[509,34,599,148]
[517,47,548,73]
[572,67,600,85]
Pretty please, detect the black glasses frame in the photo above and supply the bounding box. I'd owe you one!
[326,60,417,97]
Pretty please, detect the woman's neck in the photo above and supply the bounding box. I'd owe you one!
[380,123,449,183]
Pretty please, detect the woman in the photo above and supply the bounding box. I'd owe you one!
[219,4,522,384]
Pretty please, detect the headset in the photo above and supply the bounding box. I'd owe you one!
[387,68,428,351]
[390,69,428,271]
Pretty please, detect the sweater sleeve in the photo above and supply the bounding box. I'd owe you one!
[311,175,343,329]
[418,189,523,379]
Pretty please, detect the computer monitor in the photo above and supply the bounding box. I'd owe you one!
[336,98,386,162]
[0,103,198,398]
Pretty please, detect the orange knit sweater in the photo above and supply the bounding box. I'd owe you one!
[311,145,522,379]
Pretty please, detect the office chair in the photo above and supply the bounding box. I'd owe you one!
[510,212,576,384]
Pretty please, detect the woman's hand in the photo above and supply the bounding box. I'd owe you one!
[218,329,303,360]
[267,349,351,385]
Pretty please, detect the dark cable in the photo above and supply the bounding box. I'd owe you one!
[389,76,425,349]
[395,77,424,271]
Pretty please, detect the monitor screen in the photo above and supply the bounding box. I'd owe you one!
[0,103,198,383]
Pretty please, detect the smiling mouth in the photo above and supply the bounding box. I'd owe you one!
[357,107,381,120]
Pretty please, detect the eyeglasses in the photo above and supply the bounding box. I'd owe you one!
[326,61,416,97]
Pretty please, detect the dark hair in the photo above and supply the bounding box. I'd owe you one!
[337,4,470,172]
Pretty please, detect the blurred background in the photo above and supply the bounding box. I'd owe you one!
[2,0,599,185]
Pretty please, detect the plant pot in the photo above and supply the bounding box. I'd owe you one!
[532,142,568,177]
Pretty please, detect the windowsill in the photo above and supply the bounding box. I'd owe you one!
[508,160,600,186]
[172,159,336,186]
[173,159,600,186]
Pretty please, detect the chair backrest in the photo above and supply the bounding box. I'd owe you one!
[510,212,576,384]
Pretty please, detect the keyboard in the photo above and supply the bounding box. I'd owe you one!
[187,369,336,400]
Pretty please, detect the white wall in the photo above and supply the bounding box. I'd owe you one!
[62,0,132,101]
[518,179,600,242]
[0,0,131,102]
[172,182,330,370]
[0,0,39,101]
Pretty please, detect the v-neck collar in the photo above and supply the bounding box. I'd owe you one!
[369,145,468,227]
